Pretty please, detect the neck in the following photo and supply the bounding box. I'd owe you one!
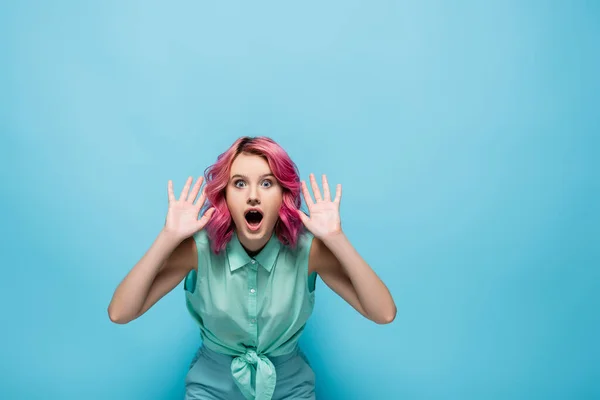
[235,229,272,255]
[244,247,262,258]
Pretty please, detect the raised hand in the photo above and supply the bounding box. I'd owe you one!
[164,176,215,240]
[297,173,342,239]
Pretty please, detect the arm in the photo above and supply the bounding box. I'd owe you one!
[107,175,213,324]
[107,230,197,324]
[310,235,396,324]
[299,173,396,325]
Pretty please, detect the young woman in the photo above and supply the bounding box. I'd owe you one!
[108,136,396,400]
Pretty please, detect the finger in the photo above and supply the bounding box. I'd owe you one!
[333,184,342,205]
[296,208,310,226]
[180,176,193,200]
[309,173,322,202]
[322,174,331,202]
[197,207,215,230]
[301,180,314,207]
[188,176,204,203]
[167,180,175,203]
[194,186,206,208]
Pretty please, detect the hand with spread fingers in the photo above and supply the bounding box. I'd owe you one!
[297,173,342,240]
[164,176,215,241]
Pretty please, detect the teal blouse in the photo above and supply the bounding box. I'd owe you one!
[184,229,317,400]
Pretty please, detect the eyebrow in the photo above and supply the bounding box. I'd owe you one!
[230,173,274,181]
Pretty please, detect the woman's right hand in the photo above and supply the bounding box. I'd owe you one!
[164,176,215,241]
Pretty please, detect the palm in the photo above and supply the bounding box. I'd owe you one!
[298,173,342,239]
[165,176,215,240]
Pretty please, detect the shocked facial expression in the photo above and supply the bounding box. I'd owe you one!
[226,152,283,251]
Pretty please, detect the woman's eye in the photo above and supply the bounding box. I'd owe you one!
[233,179,272,188]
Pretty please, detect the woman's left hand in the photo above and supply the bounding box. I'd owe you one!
[297,173,342,240]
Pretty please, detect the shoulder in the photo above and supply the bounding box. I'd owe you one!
[287,230,314,257]
[296,230,314,252]
[192,229,210,247]
[285,231,337,275]
[188,229,215,272]
[279,231,313,266]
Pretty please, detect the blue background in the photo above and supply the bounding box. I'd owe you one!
[1,1,598,399]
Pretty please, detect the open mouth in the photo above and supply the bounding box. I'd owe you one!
[244,210,264,231]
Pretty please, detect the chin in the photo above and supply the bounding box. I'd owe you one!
[237,218,276,241]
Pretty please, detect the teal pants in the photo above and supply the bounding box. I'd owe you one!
[185,344,316,399]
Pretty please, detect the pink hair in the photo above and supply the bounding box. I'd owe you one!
[202,136,305,254]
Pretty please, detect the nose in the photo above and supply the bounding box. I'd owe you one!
[247,186,261,205]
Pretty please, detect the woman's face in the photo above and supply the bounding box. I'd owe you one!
[226,152,283,252]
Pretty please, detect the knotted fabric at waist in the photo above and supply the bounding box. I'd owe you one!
[201,344,300,400]
[231,348,276,400]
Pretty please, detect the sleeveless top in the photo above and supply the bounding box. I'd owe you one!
[183,229,317,400]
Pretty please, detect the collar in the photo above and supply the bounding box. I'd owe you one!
[226,231,281,273]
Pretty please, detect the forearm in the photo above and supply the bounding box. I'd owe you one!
[322,232,396,323]
[108,229,183,323]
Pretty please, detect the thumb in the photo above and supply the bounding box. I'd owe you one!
[197,207,215,229]
[296,208,309,225]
